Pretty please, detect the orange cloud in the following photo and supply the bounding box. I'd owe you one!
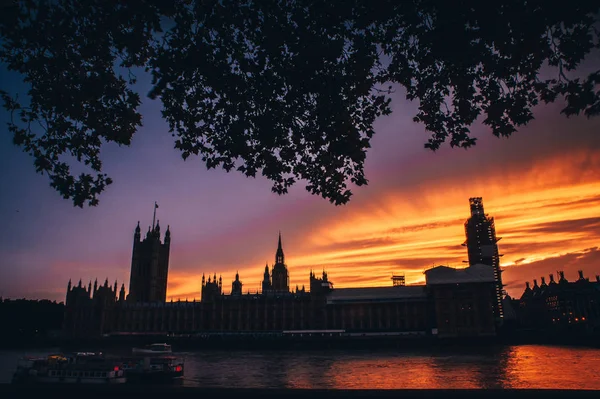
[166,149,600,300]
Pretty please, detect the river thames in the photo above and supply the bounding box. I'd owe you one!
[1,344,599,389]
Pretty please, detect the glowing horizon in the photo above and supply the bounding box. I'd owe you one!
[163,156,600,301]
[1,72,599,303]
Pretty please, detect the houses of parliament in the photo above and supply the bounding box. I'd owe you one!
[63,198,515,339]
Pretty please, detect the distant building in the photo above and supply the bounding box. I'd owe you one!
[517,270,600,332]
[271,232,289,293]
[425,265,497,337]
[463,197,504,323]
[128,220,171,303]
[63,278,125,336]
[63,230,499,339]
[259,232,290,294]
[62,202,504,339]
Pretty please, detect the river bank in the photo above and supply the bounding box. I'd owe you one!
[1,323,599,352]
[2,329,599,351]
[1,385,599,398]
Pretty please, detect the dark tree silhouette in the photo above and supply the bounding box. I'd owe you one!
[0,298,64,346]
[1,0,599,206]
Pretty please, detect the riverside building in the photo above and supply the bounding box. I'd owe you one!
[63,200,503,339]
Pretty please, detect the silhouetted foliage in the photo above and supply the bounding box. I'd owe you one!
[1,0,599,206]
[0,298,64,341]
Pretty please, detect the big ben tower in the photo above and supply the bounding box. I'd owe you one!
[270,232,289,293]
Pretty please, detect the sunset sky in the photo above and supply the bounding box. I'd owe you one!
[1,62,599,303]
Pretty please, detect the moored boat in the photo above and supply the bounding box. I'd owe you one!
[120,355,184,384]
[11,352,126,384]
[131,343,172,355]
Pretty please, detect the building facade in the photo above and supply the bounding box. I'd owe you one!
[63,228,498,339]
[128,220,170,303]
[517,270,600,332]
[63,199,504,339]
[426,265,497,337]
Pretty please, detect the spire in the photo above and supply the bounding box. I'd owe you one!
[87,281,92,293]
[94,278,98,292]
[165,225,171,243]
[67,279,72,290]
[78,279,82,288]
[275,231,284,264]
[235,271,239,281]
[134,221,141,242]
[119,283,126,301]
[152,201,158,231]
[558,270,567,283]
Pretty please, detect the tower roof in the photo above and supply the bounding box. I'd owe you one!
[469,197,485,217]
[275,231,285,264]
[425,264,495,285]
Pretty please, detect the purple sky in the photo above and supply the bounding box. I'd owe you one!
[1,56,600,302]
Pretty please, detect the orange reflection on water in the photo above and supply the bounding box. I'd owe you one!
[321,351,507,389]
[324,355,440,389]
[184,346,600,389]
[502,345,600,389]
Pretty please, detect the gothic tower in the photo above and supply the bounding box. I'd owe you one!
[231,272,243,296]
[128,204,171,303]
[463,197,504,323]
[262,263,271,293]
[271,232,289,293]
[201,273,222,302]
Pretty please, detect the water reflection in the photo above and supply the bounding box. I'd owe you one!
[181,345,600,389]
[2,345,600,389]
[503,345,600,389]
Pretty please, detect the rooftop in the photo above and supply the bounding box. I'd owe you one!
[326,285,427,304]
[425,264,495,285]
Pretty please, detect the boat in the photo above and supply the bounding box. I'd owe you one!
[120,355,184,384]
[11,352,126,384]
[131,343,172,355]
